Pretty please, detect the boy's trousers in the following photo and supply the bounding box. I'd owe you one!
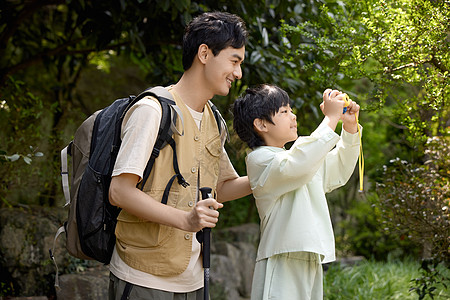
[251,251,323,300]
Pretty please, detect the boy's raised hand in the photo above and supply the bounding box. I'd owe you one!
[319,89,345,131]
[341,98,360,133]
[321,89,344,120]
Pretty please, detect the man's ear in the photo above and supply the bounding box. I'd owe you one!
[253,118,267,133]
[198,44,209,64]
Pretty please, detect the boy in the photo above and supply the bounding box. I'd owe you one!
[108,12,252,299]
[232,84,361,300]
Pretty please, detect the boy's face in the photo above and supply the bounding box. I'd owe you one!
[258,104,298,148]
[203,46,245,96]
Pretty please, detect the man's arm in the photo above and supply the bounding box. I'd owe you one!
[109,173,223,232]
[216,176,252,203]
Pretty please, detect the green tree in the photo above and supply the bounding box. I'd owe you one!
[1,0,448,259]
[0,0,330,217]
[0,0,200,205]
[281,0,449,142]
[280,0,449,261]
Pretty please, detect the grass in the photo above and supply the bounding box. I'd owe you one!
[324,258,449,300]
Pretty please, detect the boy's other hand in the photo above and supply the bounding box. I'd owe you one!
[321,89,344,121]
[341,99,360,133]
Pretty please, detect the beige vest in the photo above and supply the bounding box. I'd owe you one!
[115,90,222,276]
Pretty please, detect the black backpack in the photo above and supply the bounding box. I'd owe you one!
[50,86,226,287]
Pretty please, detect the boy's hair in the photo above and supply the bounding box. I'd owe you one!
[232,84,291,149]
[182,11,248,70]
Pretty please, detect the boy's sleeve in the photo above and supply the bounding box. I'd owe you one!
[322,124,362,193]
[248,123,340,200]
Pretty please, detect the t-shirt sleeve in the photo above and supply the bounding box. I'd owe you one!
[217,148,239,184]
[112,97,162,180]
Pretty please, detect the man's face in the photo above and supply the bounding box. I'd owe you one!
[204,46,245,96]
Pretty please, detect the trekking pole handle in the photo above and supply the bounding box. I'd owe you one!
[199,187,212,270]
[199,187,212,300]
[199,187,213,215]
[199,187,213,206]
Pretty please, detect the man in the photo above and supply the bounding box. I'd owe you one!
[108,11,251,299]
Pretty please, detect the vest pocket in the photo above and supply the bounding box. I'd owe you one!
[205,137,222,157]
[115,189,179,247]
[205,137,221,176]
[116,223,174,249]
[116,214,174,248]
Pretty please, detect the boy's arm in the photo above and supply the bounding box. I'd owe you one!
[322,100,361,192]
[249,123,340,199]
[322,125,361,193]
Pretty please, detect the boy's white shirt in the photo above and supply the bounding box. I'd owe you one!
[246,123,361,264]
[110,95,239,292]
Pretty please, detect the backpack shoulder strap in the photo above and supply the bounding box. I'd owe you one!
[208,100,229,143]
[149,86,184,136]
[137,87,187,191]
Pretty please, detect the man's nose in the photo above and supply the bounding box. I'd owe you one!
[233,65,242,80]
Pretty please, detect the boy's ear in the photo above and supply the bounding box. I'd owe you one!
[198,44,209,64]
[253,118,267,133]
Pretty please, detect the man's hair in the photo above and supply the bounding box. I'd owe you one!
[182,11,248,70]
[232,84,291,149]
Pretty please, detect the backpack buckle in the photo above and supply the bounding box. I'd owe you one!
[151,148,160,158]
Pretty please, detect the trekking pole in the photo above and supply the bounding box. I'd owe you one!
[199,187,212,300]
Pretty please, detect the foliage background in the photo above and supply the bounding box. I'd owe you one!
[0,0,449,296]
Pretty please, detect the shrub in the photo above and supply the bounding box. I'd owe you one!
[375,137,449,262]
